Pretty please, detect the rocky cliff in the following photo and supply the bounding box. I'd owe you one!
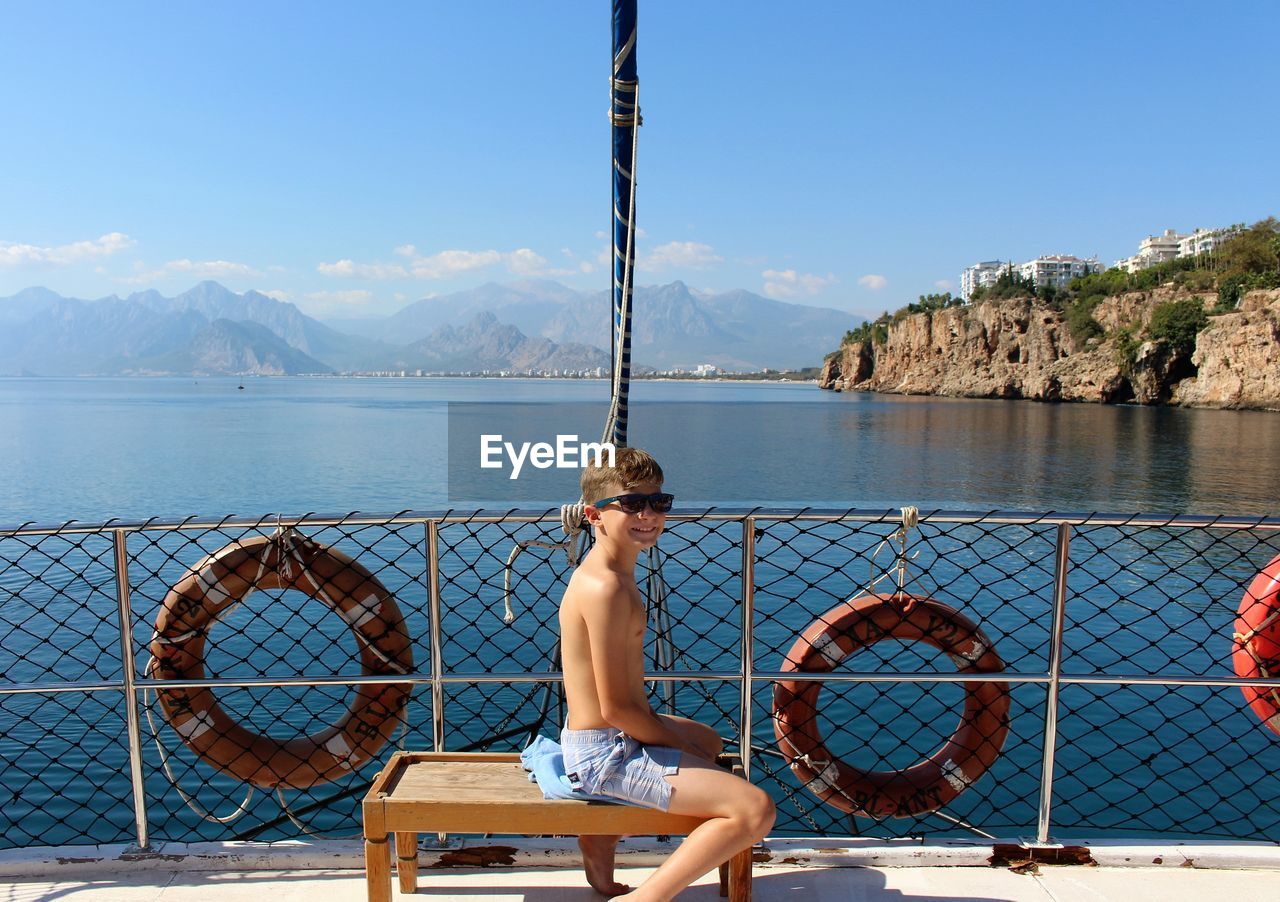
[819,289,1280,410]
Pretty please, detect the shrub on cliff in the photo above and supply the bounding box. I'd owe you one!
[905,292,963,314]
[1209,218,1278,308]
[1068,267,1130,305]
[1219,217,1280,275]
[1216,270,1280,310]
[1064,297,1104,345]
[1147,297,1209,358]
[1114,327,1141,376]
[844,315,889,346]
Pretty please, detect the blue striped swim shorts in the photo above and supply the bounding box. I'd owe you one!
[560,727,682,812]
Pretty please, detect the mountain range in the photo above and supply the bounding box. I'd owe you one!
[0,280,854,376]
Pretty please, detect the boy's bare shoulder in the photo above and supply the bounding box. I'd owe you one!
[562,561,632,614]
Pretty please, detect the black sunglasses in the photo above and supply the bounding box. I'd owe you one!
[592,492,675,514]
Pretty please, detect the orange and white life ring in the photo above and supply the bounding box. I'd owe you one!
[773,593,1010,818]
[148,530,414,789]
[1233,552,1280,736]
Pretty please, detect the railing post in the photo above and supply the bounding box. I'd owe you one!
[426,519,450,846]
[739,517,756,780]
[426,520,445,754]
[1036,522,1071,845]
[113,529,150,850]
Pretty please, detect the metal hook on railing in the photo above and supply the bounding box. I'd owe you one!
[862,506,921,607]
[267,516,306,582]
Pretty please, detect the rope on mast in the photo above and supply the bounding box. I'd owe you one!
[602,78,639,449]
[606,1,639,449]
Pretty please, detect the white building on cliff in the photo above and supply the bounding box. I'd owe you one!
[960,260,1012,300]
[961,255,1101,299]
[1017,254,1104,292]
[1114,225,1242,272]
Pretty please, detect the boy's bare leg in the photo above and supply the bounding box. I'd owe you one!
[579,834,631,896]
[656,714,723,761]
[616,756,774,901]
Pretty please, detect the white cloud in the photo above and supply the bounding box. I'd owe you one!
[317,258,408,279]
[320,244,578,282]
[305,289,375,305]
[762,269,837,298]
[409,249,502,279]
[858,274,888,291]
[639,241,723,272]
[579,261,594,273]
[504,248,551,277]
[164,258,258,278]
[935,279,955,291]
[0,232,135,267]
[260,289,293,302]
[117,256,263,286]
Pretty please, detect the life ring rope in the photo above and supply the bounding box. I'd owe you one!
[141,683,258,825]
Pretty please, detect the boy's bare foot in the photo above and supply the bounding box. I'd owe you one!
[579,834,631,896]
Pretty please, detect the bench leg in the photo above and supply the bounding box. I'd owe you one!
[726,846,752,902]
[396,831,419,894]
[365,836,392,902]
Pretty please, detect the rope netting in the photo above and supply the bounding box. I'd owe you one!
[1,509,1279,849]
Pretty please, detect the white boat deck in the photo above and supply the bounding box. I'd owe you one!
[3,839,1278,902]
[6,862,1280,902]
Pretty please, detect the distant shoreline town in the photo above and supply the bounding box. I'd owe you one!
[339,366,822,381]
[0,281,843,378]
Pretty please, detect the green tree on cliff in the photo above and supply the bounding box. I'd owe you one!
[1219,217,1280,274]
[1147,297,1209,357]
[906,292,963,314]
[1215,218,1280,308]
[970,265,1037,302]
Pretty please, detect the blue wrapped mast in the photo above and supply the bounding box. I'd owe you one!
[608,0,639,448]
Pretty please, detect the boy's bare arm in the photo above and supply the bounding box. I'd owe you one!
[581,587,695,754]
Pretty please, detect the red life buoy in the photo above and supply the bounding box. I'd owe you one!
[773,593,1010,818]
[1233,552,1280,736]
[148,531,414,789]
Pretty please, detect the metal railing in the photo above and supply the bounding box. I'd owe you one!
[2,507,1279,850]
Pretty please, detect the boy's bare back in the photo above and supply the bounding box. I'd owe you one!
[559,557,649,732]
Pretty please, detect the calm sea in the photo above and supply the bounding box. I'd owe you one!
[2,377,1279,846]
[1,375,1277,522]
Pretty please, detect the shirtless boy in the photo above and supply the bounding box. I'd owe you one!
[559,447,774,900]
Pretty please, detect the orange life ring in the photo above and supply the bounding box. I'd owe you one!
[1233,552,1280,736]
[148,531,414,789]
[773,593,1010,818]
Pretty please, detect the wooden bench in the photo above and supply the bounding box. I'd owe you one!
[362,751,753,901]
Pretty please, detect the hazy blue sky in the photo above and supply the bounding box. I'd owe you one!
[2,1,1276,319]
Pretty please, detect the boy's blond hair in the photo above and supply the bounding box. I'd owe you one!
[580,447,664,504]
